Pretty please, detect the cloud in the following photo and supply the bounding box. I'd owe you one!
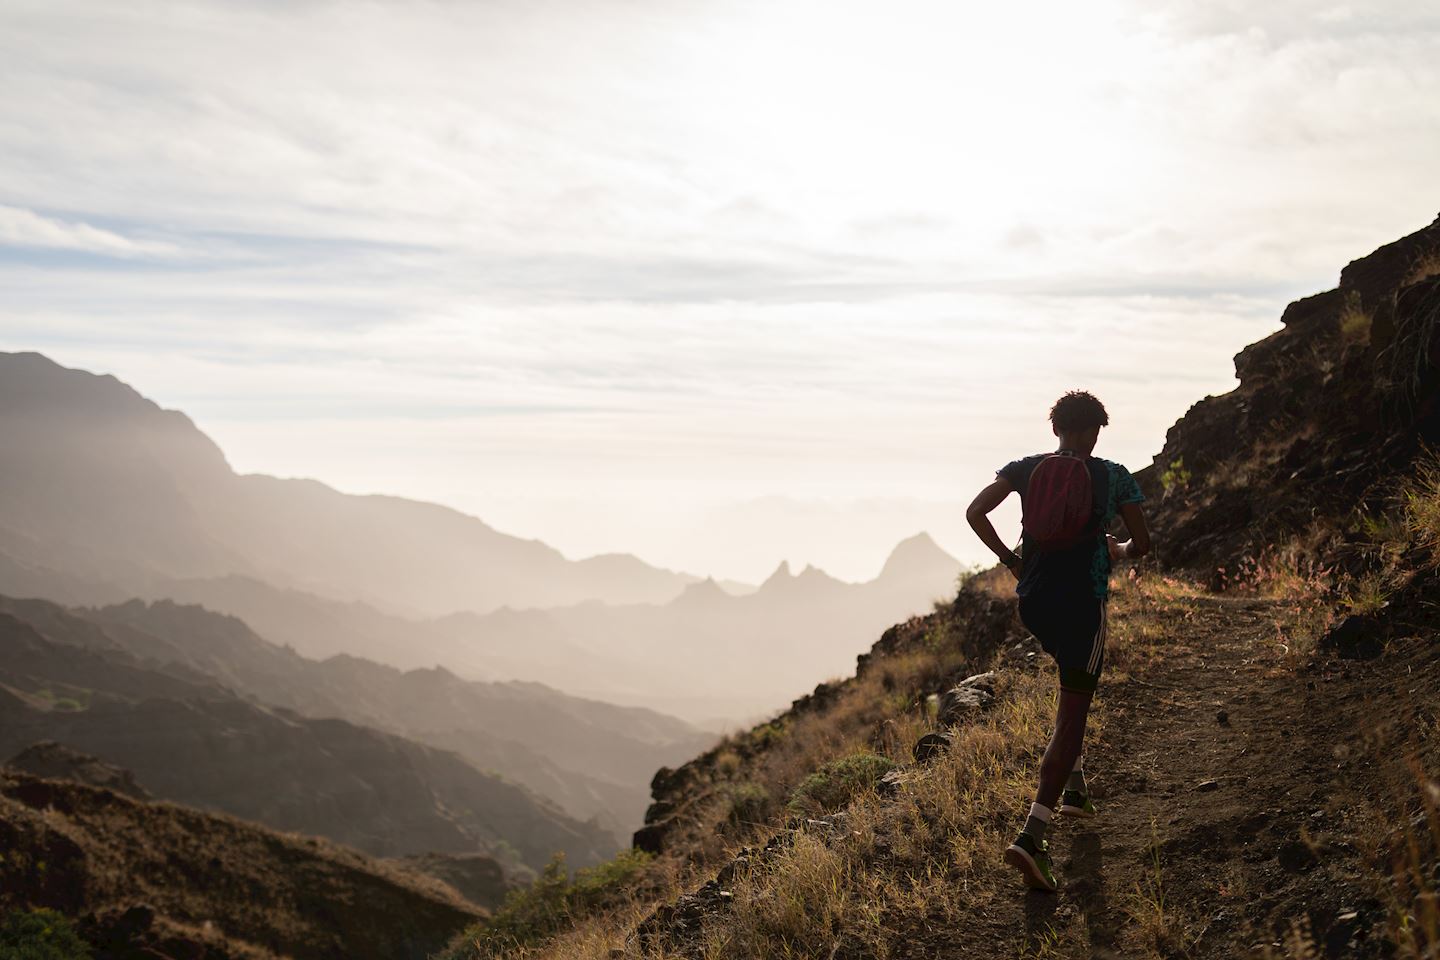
[0,204,176,257]
[2,0,1439,577]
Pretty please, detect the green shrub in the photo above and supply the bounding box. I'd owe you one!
[444,848,653,958]
[725,782,773,827]
[1159,457,1192,494]
[1338,291,1373,344]
[0,909,92,960]
[788,752,895,816]
[749,721,787,750]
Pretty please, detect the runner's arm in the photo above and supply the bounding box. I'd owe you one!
[966,478,1022,574]
[1115,501,1151,559]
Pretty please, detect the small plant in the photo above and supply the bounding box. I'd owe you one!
[1369,764,1440,960]
[1344,570,1392,616]
[787,752,894,816]
[1405,248,1440,287]
[446,849,653,958]
[725,782,773,828]
[1262,918,1323,959]
[749,721,787,750]
[0,909,92,960]
[1338,290,1374,345]
[1357,506,1412,568]
[1159,457,1191,495]
[1125,822,1191,956]
[713,749,742,778]
[1403,451,1440,568]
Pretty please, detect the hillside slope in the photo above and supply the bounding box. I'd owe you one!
[0,599,618,874]
[436,216,1440,959]
[0,768,483,959]
[73,595,712,836]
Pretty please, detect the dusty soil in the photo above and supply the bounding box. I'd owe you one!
[861,589,1438,960]
[1003,591,1435,959]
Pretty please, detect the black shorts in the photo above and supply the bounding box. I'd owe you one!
[1017,591,1108,694]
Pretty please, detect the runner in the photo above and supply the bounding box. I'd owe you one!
[965,390,1151,891]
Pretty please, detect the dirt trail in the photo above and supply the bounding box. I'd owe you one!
[1016,592,1398,959]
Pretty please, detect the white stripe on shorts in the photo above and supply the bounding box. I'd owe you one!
[1085,600,1108,675]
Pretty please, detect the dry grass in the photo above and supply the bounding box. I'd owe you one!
[1339,298,1375,346]
[1124,821,1194,958]
[1344,569,1394,617]
[466,505,1438,960]
[1405,249,1440,287]
[1209,534,1340,660]
[443,592,1004,959]
[687,666,1071,960]
[1386,810,1440,957]
[1403,452,1440,569]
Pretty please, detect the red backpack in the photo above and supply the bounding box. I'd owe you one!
[1022,452,1104,552]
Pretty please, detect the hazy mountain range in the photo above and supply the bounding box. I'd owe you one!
[0,596,615,874]
[0,349,964,857]
[144,532,960,724]
[0,352,707,616]
[0,351,964,725]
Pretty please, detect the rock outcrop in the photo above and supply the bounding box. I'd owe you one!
[1138,213,1440,573]
[6,741,151,799]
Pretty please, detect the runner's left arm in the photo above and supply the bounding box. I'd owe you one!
[966,478,1023,576]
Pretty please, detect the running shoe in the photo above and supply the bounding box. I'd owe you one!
[1058,789,1098,819]
[1004,833,1058,891]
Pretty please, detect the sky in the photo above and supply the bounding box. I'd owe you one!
[3,0,1439,583]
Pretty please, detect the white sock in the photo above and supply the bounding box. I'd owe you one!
[1021,801,1052,841]
[1067,756,1086,793]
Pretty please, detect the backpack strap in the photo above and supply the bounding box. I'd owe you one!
[1086,458,1110,535]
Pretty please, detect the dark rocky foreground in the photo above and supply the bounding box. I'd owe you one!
[0,768,483,959]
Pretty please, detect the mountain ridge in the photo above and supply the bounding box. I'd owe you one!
[0,349,705,617]
[0,595,621,874]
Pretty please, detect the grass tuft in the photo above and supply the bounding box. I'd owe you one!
[1403,452,1440,569]
[787,753,895,816]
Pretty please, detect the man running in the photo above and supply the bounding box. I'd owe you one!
[965,390,1151,891]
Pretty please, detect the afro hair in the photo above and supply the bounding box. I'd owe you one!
[1049,390,1110,433]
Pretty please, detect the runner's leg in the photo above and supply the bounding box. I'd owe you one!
[1035,687,1093,811]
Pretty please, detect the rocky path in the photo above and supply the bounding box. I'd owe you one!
[1024,592,1399,959]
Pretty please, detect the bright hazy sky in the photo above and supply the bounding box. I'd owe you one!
[3,0,1439,582]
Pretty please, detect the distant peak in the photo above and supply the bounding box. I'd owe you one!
[879,532,959,580]
[676,577,728,603]
[762,560,793,586]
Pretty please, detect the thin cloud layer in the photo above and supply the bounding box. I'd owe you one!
[0,205,176,258]
[1,0,1438,579]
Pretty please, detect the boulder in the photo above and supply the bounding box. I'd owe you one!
[1319,615,1384,661]
[937,672,997,727]
[912,732,953,765]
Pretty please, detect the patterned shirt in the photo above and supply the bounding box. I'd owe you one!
[997,454,1146,599]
